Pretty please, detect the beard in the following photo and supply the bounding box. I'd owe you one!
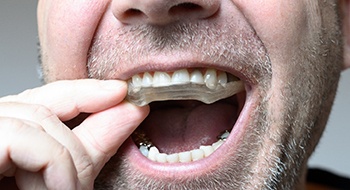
[88,2,343,189]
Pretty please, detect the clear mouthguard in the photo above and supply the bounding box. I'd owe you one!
[126,80,245,107]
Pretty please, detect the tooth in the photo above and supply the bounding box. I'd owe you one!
[166,153,179,163]
[131,75,142,92]
[219,130,230,140]
[191,149,204,161]
[132,74,142,88]
[142,72,153,87]
[178,151,192,163]
[190,70,204,84]
[217,71,228,86]
[199,145,214,157]
[148,146,159,161]
[136,129,231,163]
[139,145,149,157]
[204,69,218,90]
[139,137,229,163]
[156,153,167,163]
[212,140,224,150]
[153,72,171,87]
[172,69,190,85]
[127,67,245,106]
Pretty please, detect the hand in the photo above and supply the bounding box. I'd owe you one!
[0,79,149,189]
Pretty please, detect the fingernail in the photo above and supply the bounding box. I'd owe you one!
[101,80,126,90]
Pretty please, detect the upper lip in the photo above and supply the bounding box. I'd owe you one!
[89,10,270,86]
[112,28,269,86]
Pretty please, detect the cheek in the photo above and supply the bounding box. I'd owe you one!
[234,1,308,55]
[233,0,310,93]
[233,0,314,118]
[38,0,109,82]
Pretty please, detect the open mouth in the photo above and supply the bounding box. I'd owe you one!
[126,68,247,164]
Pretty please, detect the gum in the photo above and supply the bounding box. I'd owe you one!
[126,81,245,106]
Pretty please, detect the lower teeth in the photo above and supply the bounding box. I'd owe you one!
[135,130,230,163]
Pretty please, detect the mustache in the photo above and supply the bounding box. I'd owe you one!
[122,22,229,52]
[87,21,272,83]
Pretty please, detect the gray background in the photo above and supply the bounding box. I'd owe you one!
[1,1,349,177]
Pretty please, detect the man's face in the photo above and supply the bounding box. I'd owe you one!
[38,0,343,189]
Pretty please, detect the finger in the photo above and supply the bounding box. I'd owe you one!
[0,79,127,121]
[2,164,16,177]
[0,86,147,187]
[0,116,44,174]
[74,101,149,176]
[16,170,47,190]
[0,117,79,190]
[0,103,92,188]
[0,104,46,131]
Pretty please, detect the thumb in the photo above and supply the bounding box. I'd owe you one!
[73,101,149,175]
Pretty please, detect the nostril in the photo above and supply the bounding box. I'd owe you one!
[113,0,220,25]
[124,8,145,19]
[169,3,203,16]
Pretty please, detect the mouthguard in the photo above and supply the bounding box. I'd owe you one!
[126,81,245,106]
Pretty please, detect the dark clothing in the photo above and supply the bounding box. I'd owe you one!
[307,168,350,190]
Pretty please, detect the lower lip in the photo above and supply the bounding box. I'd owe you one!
[119,88,256,179]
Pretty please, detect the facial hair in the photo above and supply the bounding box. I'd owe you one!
[89,3,343,190]
[90,20,273,190]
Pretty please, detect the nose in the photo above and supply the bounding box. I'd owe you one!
[112,0,220,25]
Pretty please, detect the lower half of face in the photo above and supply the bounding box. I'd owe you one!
[38,0,343,189]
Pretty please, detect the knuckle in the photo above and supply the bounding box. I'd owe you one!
[0,94,17,103]
[56,146,72,160]
[0,86,41,103]
[0,117,27,131]
[76,155,94,180]
[30,104,56,122]
[16,88,36,103]
[6,117,44,132]
[0,117,44,137]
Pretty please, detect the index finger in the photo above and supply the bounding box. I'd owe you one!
[0,79,127,121]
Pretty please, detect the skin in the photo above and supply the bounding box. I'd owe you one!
[1,0,350,189]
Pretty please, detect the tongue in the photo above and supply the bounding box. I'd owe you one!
[140,100,238,154]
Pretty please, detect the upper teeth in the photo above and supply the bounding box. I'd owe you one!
[131,69,232,90]
[126,68,245,106]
